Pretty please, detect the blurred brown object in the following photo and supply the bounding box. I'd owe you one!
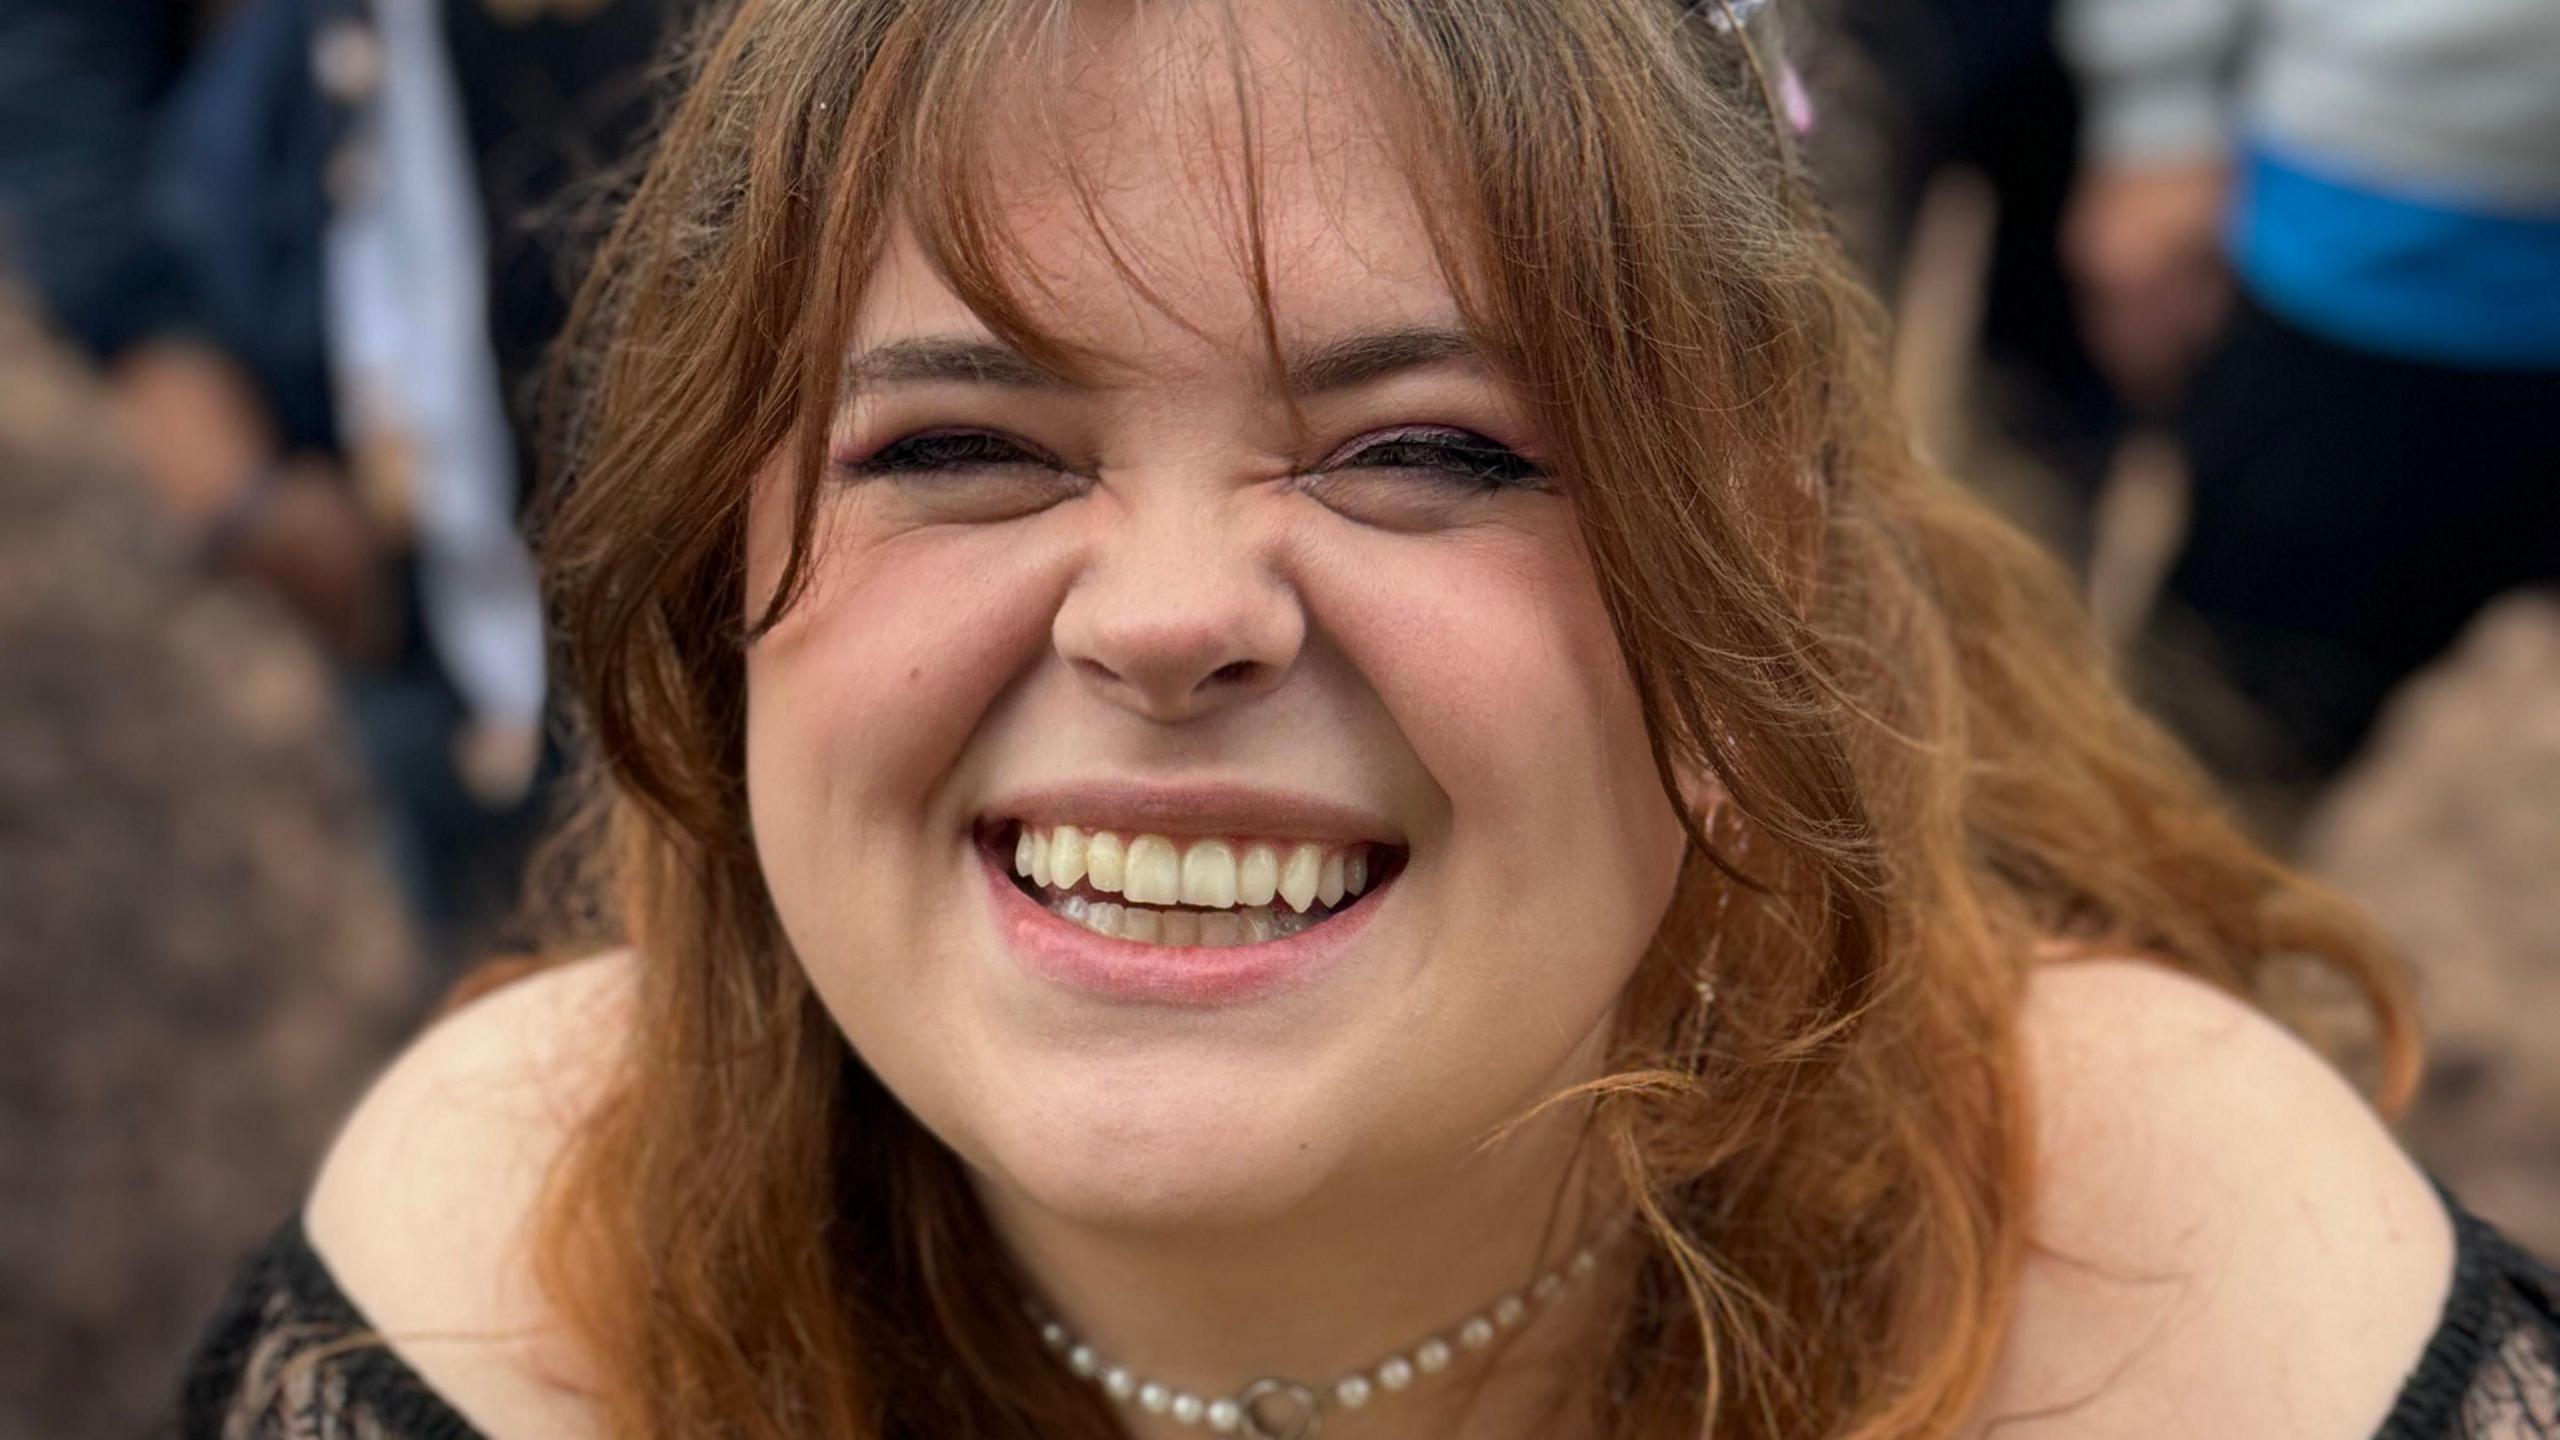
[476,0,616,24]
[108,339,398,664]
[2302,593,2560,1260]
[105,339,275,529]
[0,291,421,1437]
[2063,160,2233,411]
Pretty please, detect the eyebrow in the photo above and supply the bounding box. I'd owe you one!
[841,337,1069,391]
[1280,325,1486,394]
[839,324,1488,397]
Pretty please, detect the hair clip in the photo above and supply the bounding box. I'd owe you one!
[1691,0,1774,32]
[1683,0,1815,137]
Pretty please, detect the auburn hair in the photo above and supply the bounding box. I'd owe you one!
[522,0,2418,1435]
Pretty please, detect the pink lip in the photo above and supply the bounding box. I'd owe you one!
[979,840,1390,1007]
[984,780,1404,845]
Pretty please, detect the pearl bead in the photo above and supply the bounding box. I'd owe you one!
[1029,1232,1620,1435]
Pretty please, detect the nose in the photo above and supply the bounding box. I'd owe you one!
[1052,497,1304,724]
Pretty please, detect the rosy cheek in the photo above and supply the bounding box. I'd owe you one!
[1308,524,1667,861]
[745,491,1069,829]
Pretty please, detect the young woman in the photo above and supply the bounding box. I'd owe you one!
[180,1,2556,1436]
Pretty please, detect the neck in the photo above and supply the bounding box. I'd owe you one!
[975,1099,1622,1440]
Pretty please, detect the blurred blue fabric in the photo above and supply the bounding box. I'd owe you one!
[0,0,194,354]
[150,0,347,449]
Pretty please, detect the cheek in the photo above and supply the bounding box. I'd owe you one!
[1309,521,1686,971]
[741,484,1065,898]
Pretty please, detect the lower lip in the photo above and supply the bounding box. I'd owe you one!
[980,844,1387,1006]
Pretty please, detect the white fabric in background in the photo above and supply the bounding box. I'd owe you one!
[322,0,546,733]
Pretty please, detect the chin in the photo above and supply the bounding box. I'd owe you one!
[999,1143,1331,1234]
[795,920,1397,1233]
[964,1047,1367,1233]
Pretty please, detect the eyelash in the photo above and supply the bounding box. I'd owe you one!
[1332,427,1547,490]
[843,430,1056,476]
[838,426,1546,491]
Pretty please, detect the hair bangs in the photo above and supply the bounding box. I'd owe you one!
[845,0,1523,450]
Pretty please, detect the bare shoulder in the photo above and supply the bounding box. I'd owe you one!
[305,949,637,1439]
[1961,958,2455,1439]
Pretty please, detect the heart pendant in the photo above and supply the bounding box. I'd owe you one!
[1237,1378,1323,1440]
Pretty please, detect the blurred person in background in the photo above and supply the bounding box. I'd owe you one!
[2059,0,2560,797]
[0,0,671,959]
[1837,0,2123,539]
[1,5,666,1435]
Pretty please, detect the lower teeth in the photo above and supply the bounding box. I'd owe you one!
[1046,892,1333,947]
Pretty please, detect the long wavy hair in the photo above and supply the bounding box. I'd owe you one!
[521,0,2419,1435]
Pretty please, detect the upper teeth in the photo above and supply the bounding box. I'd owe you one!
[1012,824,1376,915]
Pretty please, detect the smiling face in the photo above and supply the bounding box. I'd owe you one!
[742,2,1692,1232]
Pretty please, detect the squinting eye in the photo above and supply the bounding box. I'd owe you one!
[831,427,1088,524]
[839,429,1055,477]
[1333,427,1547,491]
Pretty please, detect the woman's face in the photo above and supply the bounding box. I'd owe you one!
[744,2,1689,1231]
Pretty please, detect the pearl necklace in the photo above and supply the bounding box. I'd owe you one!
[1026,1232,1614,1440]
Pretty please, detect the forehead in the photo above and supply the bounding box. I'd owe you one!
[857,0,1459,375]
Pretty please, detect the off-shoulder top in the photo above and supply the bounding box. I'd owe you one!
[177,1191,2557,1438]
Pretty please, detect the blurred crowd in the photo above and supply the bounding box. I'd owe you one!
[1836,0,2560,824]
[0,0,675,963]
[0,0,2552,1435]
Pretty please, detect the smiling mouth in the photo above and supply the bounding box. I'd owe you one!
[987,820,1407,948]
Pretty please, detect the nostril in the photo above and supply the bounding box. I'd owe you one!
[1207,660,1257,687]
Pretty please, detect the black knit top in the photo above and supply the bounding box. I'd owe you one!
[178,1192,2557,1438]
